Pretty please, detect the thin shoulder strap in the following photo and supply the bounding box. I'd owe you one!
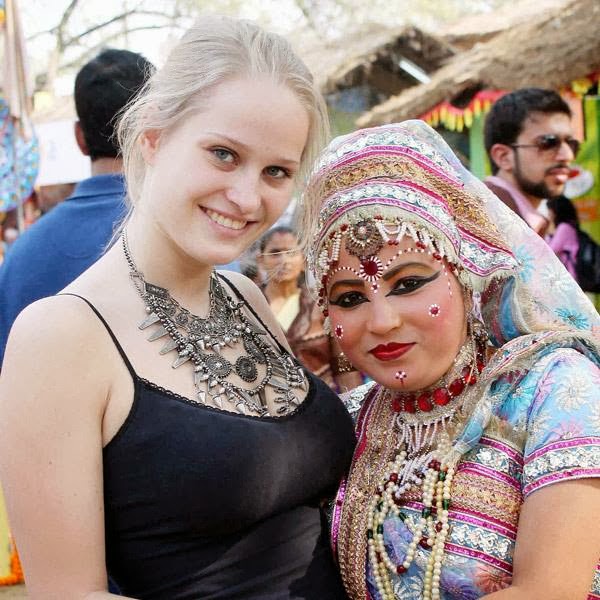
[217,273,288,354]
[58,293,137,379]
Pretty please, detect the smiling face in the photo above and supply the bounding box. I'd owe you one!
[327,236,468,392]
[137,76,310,266]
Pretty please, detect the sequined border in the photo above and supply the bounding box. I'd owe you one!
[524,437,600,496]
[444,542,513,574]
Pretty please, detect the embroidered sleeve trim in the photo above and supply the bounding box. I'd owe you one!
[523,440,600,497]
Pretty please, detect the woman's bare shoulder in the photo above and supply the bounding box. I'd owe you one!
[217,270,265,303]
[2,294,111,394]
[7,294,101,347]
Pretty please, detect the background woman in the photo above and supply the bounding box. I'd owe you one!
[259,225,363,391]
[0,17,356,599]
[303,121,600,599]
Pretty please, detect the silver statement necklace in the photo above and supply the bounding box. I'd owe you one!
[122,233,308,417]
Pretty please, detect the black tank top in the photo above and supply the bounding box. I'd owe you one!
[66,279,355,599]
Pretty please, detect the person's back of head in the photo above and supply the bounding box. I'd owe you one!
[484,88,572,174]
[75,49,154,161]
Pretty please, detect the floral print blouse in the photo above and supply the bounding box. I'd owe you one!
[359,348,600,599]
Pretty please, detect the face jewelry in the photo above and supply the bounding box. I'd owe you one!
[395,370,407,384]
[428,304,441,317]
[346,220,384,257]
[334,324,344,340]
[122,233,307,417]
[316,213,458,312]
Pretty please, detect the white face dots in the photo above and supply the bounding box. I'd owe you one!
[334,324,344,340]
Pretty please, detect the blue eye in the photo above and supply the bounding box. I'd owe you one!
[212,148,235,163]
[329,291,367,309]
[264,166,291,179]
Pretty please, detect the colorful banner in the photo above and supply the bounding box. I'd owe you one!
[421,90,507,132]
[420,73,600,133]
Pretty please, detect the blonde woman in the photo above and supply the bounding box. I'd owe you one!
[0,17,355,599]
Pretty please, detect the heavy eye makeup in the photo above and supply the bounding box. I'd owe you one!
[387,270,440,296]
[329,269,441,309]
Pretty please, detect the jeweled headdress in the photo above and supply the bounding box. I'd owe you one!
[303,121,600,347]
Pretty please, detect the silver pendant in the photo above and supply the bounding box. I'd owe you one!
[159,338,178,355]
[139,312,160,330]
[148,326,168,341]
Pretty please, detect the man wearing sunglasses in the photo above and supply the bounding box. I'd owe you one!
[483,87,579,236]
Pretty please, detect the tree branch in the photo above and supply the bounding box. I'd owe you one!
[58,24,176,73]
[62,9,177,46]
[58,0,80,30]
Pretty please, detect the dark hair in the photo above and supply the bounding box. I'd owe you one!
[484,88,572,174]
[547,195,579,227]
[74,49,153,160]
[259,225,298,253]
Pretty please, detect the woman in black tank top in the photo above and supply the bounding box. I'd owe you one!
[0,17,355,600]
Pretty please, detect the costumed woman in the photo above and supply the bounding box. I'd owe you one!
[302,121,600,600]
[0,17,356,600]
[258,225,363,391]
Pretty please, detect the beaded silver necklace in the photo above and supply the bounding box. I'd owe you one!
[122,233,307,417]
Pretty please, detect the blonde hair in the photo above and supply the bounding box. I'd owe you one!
[117,15,329,209]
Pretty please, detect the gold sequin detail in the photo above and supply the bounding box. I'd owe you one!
[451,470,522,527]
[336,385,397,599]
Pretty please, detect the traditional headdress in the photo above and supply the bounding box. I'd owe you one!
[304,120,599,348]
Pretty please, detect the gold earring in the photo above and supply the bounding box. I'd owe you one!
[337,352,355,374]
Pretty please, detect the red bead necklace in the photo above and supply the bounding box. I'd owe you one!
[392,341,486,414]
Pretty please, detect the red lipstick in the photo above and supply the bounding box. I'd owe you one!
[369,342,415,361]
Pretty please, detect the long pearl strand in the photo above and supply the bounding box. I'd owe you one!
[367,436,455,600]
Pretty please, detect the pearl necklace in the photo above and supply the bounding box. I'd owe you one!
[366,332,486,600]
[367,434,454,600]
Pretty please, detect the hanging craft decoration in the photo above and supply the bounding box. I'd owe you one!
[0,97,39,212]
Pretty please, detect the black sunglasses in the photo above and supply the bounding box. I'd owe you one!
[510,134,580,156]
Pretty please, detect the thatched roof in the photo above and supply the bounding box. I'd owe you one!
[297,24,454,97]
[358,0,599,128]
[440,0,568,50]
